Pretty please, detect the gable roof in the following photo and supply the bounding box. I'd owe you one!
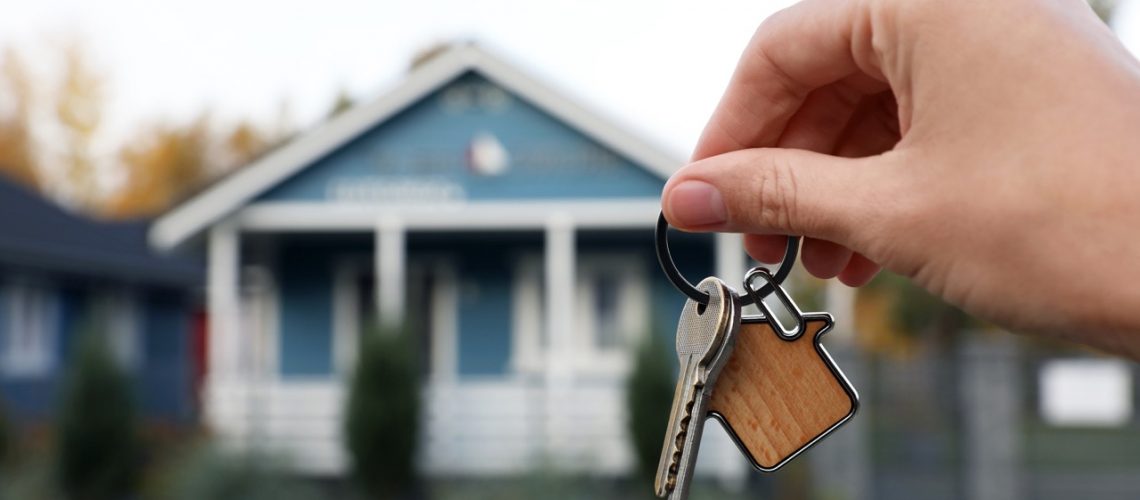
[150,42,682,250]
[0,175,201,287]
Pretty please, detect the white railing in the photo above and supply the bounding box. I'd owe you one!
[205,376,747,484]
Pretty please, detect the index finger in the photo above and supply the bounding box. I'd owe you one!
[692,0,888,160]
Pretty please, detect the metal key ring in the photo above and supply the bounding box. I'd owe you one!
[656,211,799,306]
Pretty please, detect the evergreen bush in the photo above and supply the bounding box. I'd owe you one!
[344,321,420,499]
[56,329,142,500]
[151,443,319,500]
[626,329,675,484]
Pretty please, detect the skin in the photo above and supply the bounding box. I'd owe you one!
[661,0,1140,357]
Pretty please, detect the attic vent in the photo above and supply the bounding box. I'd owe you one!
[466,132,510,177]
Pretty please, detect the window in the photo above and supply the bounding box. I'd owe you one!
[593,274,622,350]
[239,266,278,377]
[103,291,140,370]
[2,283,58,377]
[1039,358,1134,427]
[576,255,648,372]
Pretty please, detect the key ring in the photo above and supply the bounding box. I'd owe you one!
[656,211,799,306]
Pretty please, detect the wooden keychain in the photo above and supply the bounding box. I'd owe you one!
[707,267,859,471]
[654,213,858,474]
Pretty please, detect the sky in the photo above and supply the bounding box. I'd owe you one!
[0,0,1137,163]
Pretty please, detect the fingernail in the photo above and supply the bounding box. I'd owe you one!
[667,180,727,226]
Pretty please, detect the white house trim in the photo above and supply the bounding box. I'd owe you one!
[150,43,682,251]
[375,215,406,326]
[544,214,575,380]
[331,258,367,376]
[715,233,746,292]
[510,254,545,375]
[207,219,241,383]
[573,254,648,377]
[236,199,662,232]
[428,261,459,382]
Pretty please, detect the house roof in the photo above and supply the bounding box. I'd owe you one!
[150,42,682,250]
[0,176,202,288]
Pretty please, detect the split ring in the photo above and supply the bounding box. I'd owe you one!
[655,211,799,306]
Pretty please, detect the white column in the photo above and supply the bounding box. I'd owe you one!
[544,213,575,461]
[544,213,575,378]
[208,219,240,381]
[375,215,406,328]
[715,233,746,287]
[206,219,241,434]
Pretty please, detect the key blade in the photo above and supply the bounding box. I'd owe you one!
[655,278,739,498]
[655,358,699,497]
[667,393,713,500]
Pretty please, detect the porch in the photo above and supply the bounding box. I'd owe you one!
[202,203,753,480]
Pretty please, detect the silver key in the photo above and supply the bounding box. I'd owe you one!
[654,277,741,499]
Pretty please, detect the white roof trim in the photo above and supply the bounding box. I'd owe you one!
[236,199,663,231]
[150,43,682,250]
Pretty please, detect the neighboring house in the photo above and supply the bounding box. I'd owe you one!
[150,42,755,478]
[0,176,201,425]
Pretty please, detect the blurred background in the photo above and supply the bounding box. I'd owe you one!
[0,1,1137,499]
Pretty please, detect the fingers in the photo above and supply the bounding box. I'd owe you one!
[743,234,788,264]
[838,252,881,287]
[800,238,853,278]
[692,0,885,160]
[663,147,899,254]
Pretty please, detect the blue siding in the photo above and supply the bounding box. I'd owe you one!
[457,262,512,376]
[258,72,664,203]
[278,244,335,376]
[140,291,193,422]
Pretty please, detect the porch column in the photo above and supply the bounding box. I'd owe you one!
[206,218,241,431]
[715,233,746,287]
[544,213,575,377]
[544,213,575,459]
[375,215,406,328]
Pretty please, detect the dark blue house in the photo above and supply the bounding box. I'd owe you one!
[0,177,201,425]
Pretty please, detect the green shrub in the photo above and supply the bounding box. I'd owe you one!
[56,329,142,500]
[626,330,675,484]
[344,322,420,499]
[149,443,319,500]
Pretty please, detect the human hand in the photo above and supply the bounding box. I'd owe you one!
[661,0,1140,356]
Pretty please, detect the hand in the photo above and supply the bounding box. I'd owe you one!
[661,0,1140,356]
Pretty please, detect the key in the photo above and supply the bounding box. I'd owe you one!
[654,276,741,499]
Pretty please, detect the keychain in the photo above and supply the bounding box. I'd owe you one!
[653,212,859,496]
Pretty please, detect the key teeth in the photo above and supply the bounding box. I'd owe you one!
[663,396,698,493]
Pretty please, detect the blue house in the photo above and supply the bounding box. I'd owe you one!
[150,43,754,478]
[0,177,200,426]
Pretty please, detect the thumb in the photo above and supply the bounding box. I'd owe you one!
[661,148,901,249]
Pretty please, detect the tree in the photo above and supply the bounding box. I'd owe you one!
[56,328,142,500]
[626,329,674,484]
[53,39,105,208]
[108,115,211,218]
[344,322,420,500]
[0,47,39,188]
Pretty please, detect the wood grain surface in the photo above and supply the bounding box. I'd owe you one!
[708,316,855,470]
